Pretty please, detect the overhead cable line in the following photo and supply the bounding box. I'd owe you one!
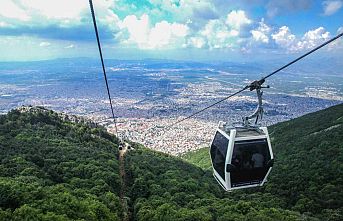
[164,32,343,130]
[261,32,343,81]
[164,87,248,130]
[89,0,119,137]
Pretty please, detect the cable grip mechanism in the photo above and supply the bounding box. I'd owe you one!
[243,79,270,127]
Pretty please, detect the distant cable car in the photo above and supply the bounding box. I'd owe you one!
[210,81,274,191]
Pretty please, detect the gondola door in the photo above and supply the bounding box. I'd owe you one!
[210,130,230,189]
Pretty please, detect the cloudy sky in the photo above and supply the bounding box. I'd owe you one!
[0,0,342,61]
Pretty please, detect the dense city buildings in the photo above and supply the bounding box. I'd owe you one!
[1,59,342,155]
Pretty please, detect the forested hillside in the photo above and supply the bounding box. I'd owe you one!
[125,147,309,221]
[0,104,342,220]
[0,107,122,220]
[183,103,343,220]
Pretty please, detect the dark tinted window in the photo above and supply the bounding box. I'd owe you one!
[230,139,271,187]
[210,132,229,180]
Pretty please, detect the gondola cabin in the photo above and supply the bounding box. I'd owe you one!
[210,122,274,191]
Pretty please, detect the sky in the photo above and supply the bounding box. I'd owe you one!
[0,0,342,61]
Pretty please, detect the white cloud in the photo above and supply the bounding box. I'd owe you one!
[39,42,51,47]
[272,26,297,50]
[251,31,269,43]
[226,10,251,29]
[148,21,189,48]
[322,0,343,16]
[0,1,260,52]
[187,37,206,48]
[119,14,189,49]
[0,0,30,21]
[199,19,238,49]
[187,10,252,50]
[272,26,331,52]
[297,27,330,50]
[1,0,339,56]
[120,14,150,46]
[0,0,117,29]
[20,0,87,20]
[251,18,271,43]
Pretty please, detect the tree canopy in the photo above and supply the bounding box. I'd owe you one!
[1,104,342,220]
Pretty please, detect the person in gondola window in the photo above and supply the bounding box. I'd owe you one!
[242,150,252,169]
[251,150,264,168]
[232,149,242,168]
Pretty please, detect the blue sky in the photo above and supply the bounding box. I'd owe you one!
[0,0,342,61]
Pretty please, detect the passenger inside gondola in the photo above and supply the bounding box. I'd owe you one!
[242,150,252,169]
[251,149,264,168]
[232,149,242,168]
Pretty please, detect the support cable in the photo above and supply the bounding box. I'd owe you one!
[164,32,343,130]
[89,0,119,137]
[262,32,343,81]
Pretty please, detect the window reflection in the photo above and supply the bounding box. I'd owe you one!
[230,139,271,187]
[210,132,229,180]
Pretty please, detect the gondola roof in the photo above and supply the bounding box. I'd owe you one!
[219,124,266,137]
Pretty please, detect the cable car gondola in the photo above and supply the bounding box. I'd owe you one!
[210,81,274,191]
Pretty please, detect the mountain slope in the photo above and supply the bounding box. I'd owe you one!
[182,147,211,170]
[124,147,307,221]
[267,103,343,218]
[1,104,342,220]
[183,103,343,220]
[0,107,122,220]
